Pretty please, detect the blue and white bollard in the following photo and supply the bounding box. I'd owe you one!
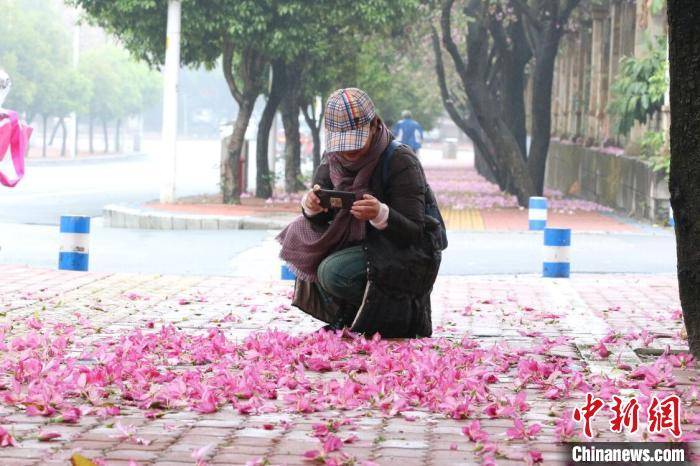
[59,216,90,271]
[281,263,296,280]
[528,196,548,230]
[543,227,571,278]
[669,206,675,227]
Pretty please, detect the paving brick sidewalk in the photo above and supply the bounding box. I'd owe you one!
[0,266,696,465]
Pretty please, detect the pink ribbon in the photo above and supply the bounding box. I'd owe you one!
[0,110,32,187]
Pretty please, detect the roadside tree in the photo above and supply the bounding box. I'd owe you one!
[667,0,700,358]
[78,46,159,154]
[0,0,91,157]
[72,0,270,204]
[433,0,580,205]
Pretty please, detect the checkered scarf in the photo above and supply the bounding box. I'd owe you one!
[277,122,390,282]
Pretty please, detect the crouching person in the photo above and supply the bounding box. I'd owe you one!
[276,88,445,338]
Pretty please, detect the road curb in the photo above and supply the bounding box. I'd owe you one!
[25,153,147,167]
[103,204,291,231]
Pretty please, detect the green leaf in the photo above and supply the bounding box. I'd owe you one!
[608,35,668,136]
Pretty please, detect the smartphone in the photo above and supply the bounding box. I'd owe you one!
[316,189,356,210]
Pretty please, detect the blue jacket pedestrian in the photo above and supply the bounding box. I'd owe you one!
[393,110,424,153]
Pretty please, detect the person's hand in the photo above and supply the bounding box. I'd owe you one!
[351,194,381,220]
[304,184,328,213]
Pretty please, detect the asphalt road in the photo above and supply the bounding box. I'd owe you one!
[0,139,221,225]
[440,230,675,275]
[0,222,676,276]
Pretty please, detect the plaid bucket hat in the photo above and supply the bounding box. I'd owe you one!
[324,88,376,154]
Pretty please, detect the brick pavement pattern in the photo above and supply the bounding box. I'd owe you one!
[0,265,697,465]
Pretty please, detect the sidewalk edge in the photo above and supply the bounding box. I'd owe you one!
[103,204,290,231]
[26,153,147,166]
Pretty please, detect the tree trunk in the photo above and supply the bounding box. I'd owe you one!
[281,89,304,193]
[301,102,323,173]
[48,118,61,146]
[455,46,534,203]
[133,115,142,152]
[42,115,48,158]
[222,97,255,204]
[432,28,505,191]
[74,115,79,156]
[115,119,121,153]
[495,19,530,160]
[89,116,94,154]
[102,119,109,154]
[438,3,535,205]
[255,61,284,199]
[668,0,700,358]
[474,145,496,182]
[528,37,562,195]
[293,132,303,188]
[309,123,321,173]
[60,118,67,157]
[502,65,528,160]
[221,40,266,203]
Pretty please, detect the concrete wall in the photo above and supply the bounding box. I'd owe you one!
[545,140,670,222]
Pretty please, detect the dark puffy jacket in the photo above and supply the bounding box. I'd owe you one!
[292,142,442,338]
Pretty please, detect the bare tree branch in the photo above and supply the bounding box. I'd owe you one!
[524,18,539,51]
[222,36,243,104]
[465,0,492,81]
[301,105,313,128]
[449,89,470,115]
[509,0,542,30]
[489,16,511,55]
[511,0,541,51]
[485,46,501,89]
[560,0,580,25]
[432,25,468,131]
[431,26,500,176]
[440,0,469,83]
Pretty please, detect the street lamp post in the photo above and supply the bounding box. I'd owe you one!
[160,0,181,203]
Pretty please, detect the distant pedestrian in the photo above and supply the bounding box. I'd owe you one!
[277,88,445,337]
[393,110,424,154]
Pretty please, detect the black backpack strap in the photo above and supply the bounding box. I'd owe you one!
[379,139,448,250]
[381,139,402,187]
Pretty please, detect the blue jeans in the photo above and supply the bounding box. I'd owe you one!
[317,245,367,308]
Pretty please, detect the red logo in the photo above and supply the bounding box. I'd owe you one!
[573,393,605,438]
[573,393,682,438]
[610,396,640,434]
[647,394,682,437]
